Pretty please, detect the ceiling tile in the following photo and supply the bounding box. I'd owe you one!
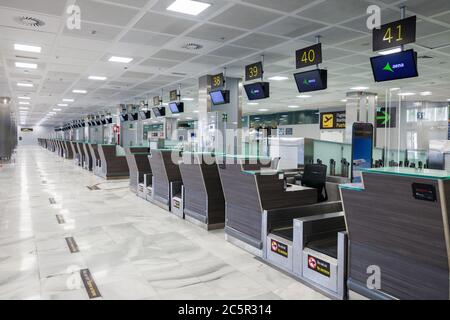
[231,33,286,50]
[139,58,179,69]
[416,31,450,49]
[119,29,175,46]
[190,55,234,66]
[297,0,371,24]
[63,22,122,41]
[186,23,243,43]
[76,0,139,26]
[134,12,197,35]
[260,16,328,38]
[151,49,198,61]
[210,4,283,30]
[0,0,66,16]
[242,0,311,13]
[300,26,366,46]
[209,45,257,59]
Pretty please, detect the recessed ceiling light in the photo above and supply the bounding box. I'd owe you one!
[268,76,289,81]
[108,56,133,63]
[63,99,74,102]
[420,91,432,96]
[258,108,269,112]
[350,86,369,90]
[72,90,87,94]
[19,107,29,110]
[398,92,415,96]
[88,76,107,81]
[53,108,61,111]
[57,104,68,107]
[186,117,193,120]
[18,96,31,100]
[17,82,33,87]
[19,101,30,105]
[167,0,211,16]
[193,110,199,113]
[182,98,194,101]
[378,47,402,55]
[15,62,38,69]
[390,88,401,91]
[288,105,300,109]
[341,99,347,102]
[297,95,312,98]
[14,44,41,53]
[247,102,259,106]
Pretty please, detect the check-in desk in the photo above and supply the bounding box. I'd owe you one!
[179,152,225,230]
[124,147,151,195]
[69,141,80,165]
[148,149,183,214]
[88,143,101,175]
[82,143,93,171]
[97,144,130,180]
[340,168,450,300]
[218,158,318,257]
[75,142,85,167]
[63,141,74,159]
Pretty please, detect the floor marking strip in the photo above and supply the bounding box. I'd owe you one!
[80,269,101,299]
[56,214,65,224]
[65,237,79,253]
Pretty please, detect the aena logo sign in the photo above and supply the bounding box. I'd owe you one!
[303,78,317,86]
[251,89,261,95]
[383,62,405,73]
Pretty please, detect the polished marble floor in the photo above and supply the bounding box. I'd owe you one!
[0,146,327,300]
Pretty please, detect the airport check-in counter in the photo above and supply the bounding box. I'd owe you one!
[340,167,450,300]
[69,141,80,165]
[97,144,130,180]
[88,143,101,175]
[179,152,225,230]
[82,143,93,171]
[124,147,152,195]
[75,142,85,167]
[217,155,321,256]
[148,149,183,215]
[63,141,74,159]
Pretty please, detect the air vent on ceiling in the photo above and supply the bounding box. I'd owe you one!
[15,16,46,28]
[418,55,433,59]
[182,43,203,50]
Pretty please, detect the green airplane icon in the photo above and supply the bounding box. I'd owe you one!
[303,79,309,85]
[383,62,394,73]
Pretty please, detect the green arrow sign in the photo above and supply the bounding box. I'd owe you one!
[377,111,390,125]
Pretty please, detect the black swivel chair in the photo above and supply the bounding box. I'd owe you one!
[296,164,328,202]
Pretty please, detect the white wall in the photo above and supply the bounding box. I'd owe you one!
[18,126,54,146]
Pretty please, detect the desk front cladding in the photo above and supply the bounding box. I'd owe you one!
[97,144,130,179]
[125,147,151,194]
[179,152,225,229]
[340,168,450,300]
[218,156,317,252]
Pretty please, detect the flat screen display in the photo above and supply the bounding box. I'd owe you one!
[101,119,107,125]
[95,120,101,125]
[244,82,270,100]
[139,111,151,120]
[119,114,128,122]
[294,69,327,93]
[169,102,184,114]
[370,49,418,82]
[152,107,165,118]
[351,123,373,183]
[210,90,230,105]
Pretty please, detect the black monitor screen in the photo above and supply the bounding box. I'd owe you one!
[107,118,113,124]
[139,111,151,120]
[370,49,418,82]
[152,107,165,117]
[210,90,230,105]
[294,69,327,93]
[244,82,270,100]
[120,114,128,122]
[101,119,107,125]
[169,102,184,114]
[96,120,101,125]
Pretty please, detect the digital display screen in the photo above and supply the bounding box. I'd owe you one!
[210,90,230,105]
[370,49,418,82]
[244,82,270,100]
[120,114,128,122]
[152,107,165,118]
[294,69,327,93]
[139,111,151,120]
[169,102,184,114]
[351,123,373,183]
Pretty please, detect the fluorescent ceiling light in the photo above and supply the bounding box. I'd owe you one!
[63,99,74,102]
[378,47,402,55]
[88,76,107,81]
[17,82,33,87]
[58,103,68,107]
[193,110,199,113]
[18,96,31,100]
[390,88,401,91]
[167,0,211,16]
[53,108,62,111]
[19,107,29,110]
[268,76,289,81]
[258,108,269,112]
[420,91,432,96]
[186,117,193,120]
[108,56,133,63]
[288,105,300,109]
[398,92,415,96]
[182,98,194,101]
[72,90,87,94]
[247,102,259,106]
[19,101,30,105]
[350,86,369,90]
[297,95,312,98]
[14,44,41,53]
[15,62,37,69]
[341,99,348,102]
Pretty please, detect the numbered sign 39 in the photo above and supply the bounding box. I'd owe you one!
[245,62,263,82]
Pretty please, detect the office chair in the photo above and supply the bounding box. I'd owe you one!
[299,164,328,202]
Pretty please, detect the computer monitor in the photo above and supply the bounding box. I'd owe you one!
[244,82,270,100]
[209,90,230,105]
[371,49,418,82]
[294,69,327,93]
[152,107,166,118]
[169,102,184,114]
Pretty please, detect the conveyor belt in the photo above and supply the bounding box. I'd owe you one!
[271,227,293,241]
[306,237,338,259]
